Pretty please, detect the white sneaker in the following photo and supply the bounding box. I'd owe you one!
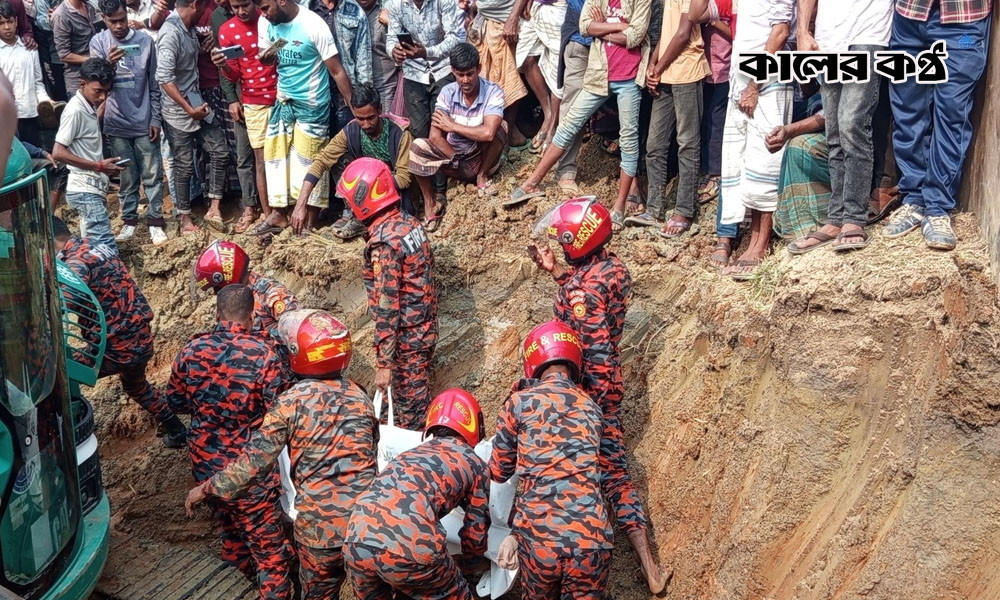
[149,226,168,246]
[115,225,135,242]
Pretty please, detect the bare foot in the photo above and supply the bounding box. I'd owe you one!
[179,215,199,234]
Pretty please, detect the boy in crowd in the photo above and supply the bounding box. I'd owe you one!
[51,0,97,94]
[52,58,126,252]
[409,43,506,231]
[253,0,354,236]
[508,0,652,233]
[91,0,167,245]
[212,0,277,233]
[156,0,229,234]
[0,0,52,147]
[627,0,709,237]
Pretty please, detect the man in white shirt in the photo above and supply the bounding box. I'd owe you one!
[789,0,892,254]
[0,0,52,146]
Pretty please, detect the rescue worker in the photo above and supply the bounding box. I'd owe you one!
[166,284,294,599]
[344,389,489,599]
[529,197,671,594]
[52,217,187,448]
[489,320,614,599]
[337,157,437,429]
[185,309,378,600]
[193,240,299,335]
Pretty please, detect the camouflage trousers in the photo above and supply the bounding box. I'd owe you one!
[343,542,475,600]
[297,543,345,600]
[519,546,612,600]
[212,494,294,600]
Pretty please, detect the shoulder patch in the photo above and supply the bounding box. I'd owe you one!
[572,302,586,318]
[273,299,287,316]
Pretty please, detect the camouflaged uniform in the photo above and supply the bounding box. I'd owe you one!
[490,373,613,599]
[59,236,175,424]
[362,209,437,429]
[166,320,294,599]
[344,437,489,600]
[553,249,647,534]
[206,378,379,600]
[246,271,299,334]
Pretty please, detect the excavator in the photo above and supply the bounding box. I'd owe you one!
[0,169,111,599]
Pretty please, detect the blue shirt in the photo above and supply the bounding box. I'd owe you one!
[259,6,338,105]
[434,76,505,155]
[566,0,593,46]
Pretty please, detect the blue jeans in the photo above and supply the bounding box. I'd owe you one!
[716,189,739,239]
[67,191,117,253]
[109,134,165,227]
[553,80,642,176]
[889,6,990,216]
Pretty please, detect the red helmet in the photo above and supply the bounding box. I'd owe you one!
[423,388,484,447]
[337,157,400,221]
[537,196,613,261]
[276,309,353,377]
[522,320,583,380]
[194,240,249,292]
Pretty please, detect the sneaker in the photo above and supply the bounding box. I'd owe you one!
[149,226,168,246]
[882,204,924,239]
[921,215,957,251]
[115,225,136,242]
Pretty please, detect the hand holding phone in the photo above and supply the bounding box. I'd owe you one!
[114,158,131,167]
[397,32,415,47]
[219,44,245,60]
[120,44,141,57]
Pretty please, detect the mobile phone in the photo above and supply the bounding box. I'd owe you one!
[119,44,141,57]
[526,244,541,264]
[114,158,131,167]
[397,32,415,46]
[219,44,245,60]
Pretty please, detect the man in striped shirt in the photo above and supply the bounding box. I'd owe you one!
[409,43,506,232]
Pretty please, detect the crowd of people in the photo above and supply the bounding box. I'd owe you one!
[0,0,992,596]
[0,0,990,277]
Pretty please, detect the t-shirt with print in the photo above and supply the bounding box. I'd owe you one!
[434,76,505,155]
[605,0,642,82]
[258,7,337,105]
[55,91,108,195]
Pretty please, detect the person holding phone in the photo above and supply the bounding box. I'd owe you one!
[386,0,463,141]
[52,58,127,252]
[155,0,229,234]
[91,0,168,245]
[212,0,277,234]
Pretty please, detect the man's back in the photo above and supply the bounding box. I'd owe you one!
[59,235,153,365]
[166,320,289,481]
[363,210,437,331]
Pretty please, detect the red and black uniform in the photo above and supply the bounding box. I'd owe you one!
[363,209,437,429]
[490,374,613,599]
[246,271,298,335]
[206,378,379,600]
[345,437,489,600]
[59,236,174,424]
[553,249,646,533]
[166,321,294,599]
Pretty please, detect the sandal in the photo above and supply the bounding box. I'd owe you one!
[656,215,692,239]
[601,138,620,156]
[624,211,660,227]
[611,210,625,233]
[832,227,871,252]
[866,189,901,225]
[726,257,764,281]
[787,230,837,255]
[477,179,498,197]
[710,240,732,267]
[698,175,721,204]
[528,132,547,154]
[203,213,226,232]
[253,223,284,237]
[334,218,366,240]
[558,178,583,196]
[503,186,546,208]
[233,211,258,234]
[626,193,645,216]
[423,197,447,232]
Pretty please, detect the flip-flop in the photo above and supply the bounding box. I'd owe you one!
[787,230,837,255]
[727,258,764,281]
[503,186,546,208]
[656,216,692,239]
[709,241,732,267]
[832,228,871,252]
[254,224,284,237]
[557,179,583,196]
[528,132,546,154]
[611,210,625,233]
[477,179,498,197]
[509,140,532,152]
[866,193,901,225]
[626,193,644,215]
[423,198,447,232]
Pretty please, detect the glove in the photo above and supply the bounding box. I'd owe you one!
[497,534,518,570]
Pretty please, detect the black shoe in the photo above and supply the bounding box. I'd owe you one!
[163,428,187,449]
